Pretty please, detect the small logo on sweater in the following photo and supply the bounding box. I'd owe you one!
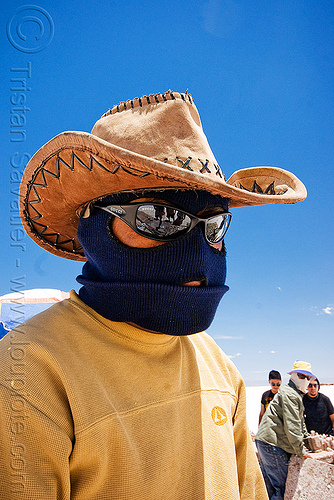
[211,406,227,426]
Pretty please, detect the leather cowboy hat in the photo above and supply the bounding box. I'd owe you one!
[19,90,307,261]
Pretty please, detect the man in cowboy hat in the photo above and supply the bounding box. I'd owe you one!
[256,360,316,500]
[0,90,306,499]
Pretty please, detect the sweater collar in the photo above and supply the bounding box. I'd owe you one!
[70,290,179,346]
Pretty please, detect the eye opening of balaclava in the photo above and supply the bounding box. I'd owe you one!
[77,189,230,335]
[88,188,228,255]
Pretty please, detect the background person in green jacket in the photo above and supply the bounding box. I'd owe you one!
[255,360,316,500]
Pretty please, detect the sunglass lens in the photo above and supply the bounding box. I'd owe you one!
[135,205,191,239]
[206,214,231,244]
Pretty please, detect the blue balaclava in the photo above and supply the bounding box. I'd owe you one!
[77,189,229,335]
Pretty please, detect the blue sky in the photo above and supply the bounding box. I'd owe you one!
[1,0,333,384]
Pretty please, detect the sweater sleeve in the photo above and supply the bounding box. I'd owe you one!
[281,390,307,457]
[0,320,75,499]
[0,383,73,499]
[232,377,269,500]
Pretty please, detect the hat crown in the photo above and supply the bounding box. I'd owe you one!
[91,91,219,173]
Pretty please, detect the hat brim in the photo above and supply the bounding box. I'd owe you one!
[20,131,307,261]
[288,370,316,378]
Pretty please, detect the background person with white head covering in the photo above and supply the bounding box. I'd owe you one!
[256,360,316,500]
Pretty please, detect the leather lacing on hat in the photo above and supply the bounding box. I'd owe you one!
[102,90,193,117]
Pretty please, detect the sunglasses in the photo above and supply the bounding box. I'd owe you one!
[297,373,311,381]
[270,382,281,387]
[308,383,318,388]
[96,203,232,245]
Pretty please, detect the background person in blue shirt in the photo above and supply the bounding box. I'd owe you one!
[303,378,334,436]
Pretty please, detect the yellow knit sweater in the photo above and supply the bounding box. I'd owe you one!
[0,291,267,499]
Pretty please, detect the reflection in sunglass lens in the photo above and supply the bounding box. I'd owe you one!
[206,214,230,244]
[135,205,191,238]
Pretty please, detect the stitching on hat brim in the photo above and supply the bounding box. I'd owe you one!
[20,133,307,261]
